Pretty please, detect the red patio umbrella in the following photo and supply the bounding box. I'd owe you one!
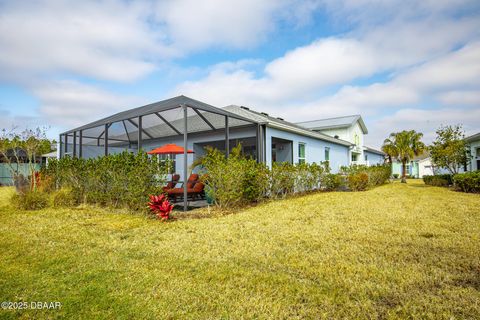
[147,143,194,155]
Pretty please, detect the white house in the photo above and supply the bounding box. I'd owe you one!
[296,115,385,166]
[465,132,480,172]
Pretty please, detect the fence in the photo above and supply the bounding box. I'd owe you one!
[0,163,41,186]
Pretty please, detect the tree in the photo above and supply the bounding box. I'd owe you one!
[0,127,53,191]
[382,130,426,183]
[429,125,469,175]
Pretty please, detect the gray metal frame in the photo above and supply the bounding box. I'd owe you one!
[59,95,261,212]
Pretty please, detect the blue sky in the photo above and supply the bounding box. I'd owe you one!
[0,0,479,147]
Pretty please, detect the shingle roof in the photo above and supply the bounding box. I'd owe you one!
[224,105,353,147]
[296,115,368,134]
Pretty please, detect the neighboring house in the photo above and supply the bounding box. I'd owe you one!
[465,132,480,172]
[296,115,385,166]
[41,150,58,165]
[59,96,383,176]
[0,148,41,185]
[399,132,480,178]
[391,158,421,178]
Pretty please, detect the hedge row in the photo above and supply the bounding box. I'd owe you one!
[423,174,453,187]
[40,151,169,211]
[423,171,480,193]
[199,146,391,208]
[453,171,480,193]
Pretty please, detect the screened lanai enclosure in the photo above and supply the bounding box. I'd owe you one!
[59,96,265,210]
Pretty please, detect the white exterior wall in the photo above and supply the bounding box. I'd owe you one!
[418,158,434,177]
[318,122,366,165]
[265,126,350,173]
[468,139,480,171]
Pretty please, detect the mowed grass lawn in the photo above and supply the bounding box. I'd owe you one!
[0,181,479,319]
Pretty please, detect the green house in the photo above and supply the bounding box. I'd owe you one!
[391,160,420,178]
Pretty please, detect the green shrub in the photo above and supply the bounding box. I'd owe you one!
[270,162,296,198]
[200,145,267,208]
[366,164,391,187]
[52,188,78,207]
[423,174,453,186]
[242,161,269,203]
[347,172,369,191]
[11,191,49,210]
[340,164,390,190]
[453,171,480,193]
[43,151,168,211]
[295,162,327,193]
[322,173,345,191]
[393,173,399,179]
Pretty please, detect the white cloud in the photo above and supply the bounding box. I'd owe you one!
[437,91,480,106]
[368,107,480,147]
[33,80,144,129]
[155,0,280,50]
[0,0,317,83]
[0,0,166,82]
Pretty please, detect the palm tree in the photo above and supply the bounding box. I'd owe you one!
[382,130,425,183]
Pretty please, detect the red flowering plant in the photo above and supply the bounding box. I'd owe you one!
[147,194,174,221]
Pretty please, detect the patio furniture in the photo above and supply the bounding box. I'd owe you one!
[167,174,205,202]
[163,174,180,192]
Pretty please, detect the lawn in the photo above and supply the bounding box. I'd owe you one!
[0,180,479,319]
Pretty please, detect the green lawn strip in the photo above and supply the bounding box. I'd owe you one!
[0,181,479,319]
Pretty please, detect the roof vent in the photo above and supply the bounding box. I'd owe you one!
[261,112,269,117]
[276,117,284,121]
[240,106,249,110]
[334,135,339,139]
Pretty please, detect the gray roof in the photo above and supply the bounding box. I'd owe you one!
[61,95,257,135]
[224,105,353,147]
[296,115,368,134]
[364,146,385,156]
[465,132,480,142]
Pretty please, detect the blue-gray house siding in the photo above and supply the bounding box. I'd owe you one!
[265,127,350,173]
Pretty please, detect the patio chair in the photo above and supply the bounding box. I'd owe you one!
[163,174,180,192]
[167,174,205,202]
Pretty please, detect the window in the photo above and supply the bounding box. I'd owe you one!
[159,154,176,174]
[351,153,358,161]
[354,134,360,146]
[298,143,306,164]
[364,154,368,161]
[324,147,330,161]
[476,147,480,157]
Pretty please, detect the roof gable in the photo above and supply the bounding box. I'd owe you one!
[297,115,368,134]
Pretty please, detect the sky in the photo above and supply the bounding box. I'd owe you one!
[0,0,479,148]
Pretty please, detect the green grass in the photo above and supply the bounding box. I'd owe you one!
[0,181,479,319]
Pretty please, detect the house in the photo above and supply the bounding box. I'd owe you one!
[391,154,426,178]
[296,115,385,166]
[465,132,480,172]
[398,132,480,178]
[0,148,41,185]
[59,96,383,177]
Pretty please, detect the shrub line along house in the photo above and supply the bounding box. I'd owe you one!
[59,96,384,210]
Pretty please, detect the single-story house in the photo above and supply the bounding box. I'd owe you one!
[397,132,480,178]
[59,95,384,176]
